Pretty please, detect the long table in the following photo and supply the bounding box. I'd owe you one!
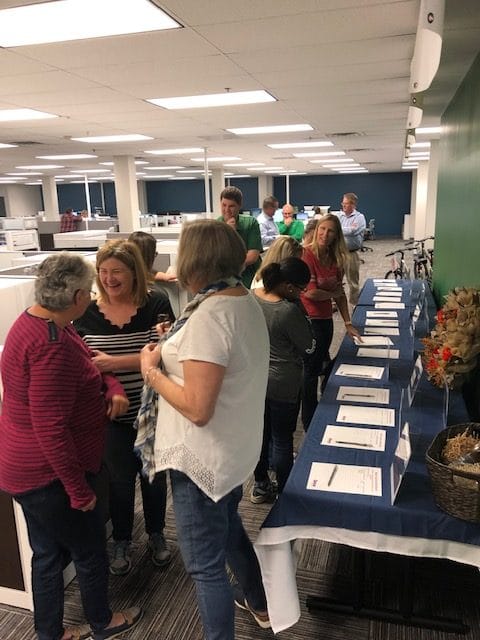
[254,279,477,634]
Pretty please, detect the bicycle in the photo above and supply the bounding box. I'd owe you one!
[384,248,415,280]
[405,236,434,284]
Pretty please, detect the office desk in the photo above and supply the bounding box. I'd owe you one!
[254,279,476,634]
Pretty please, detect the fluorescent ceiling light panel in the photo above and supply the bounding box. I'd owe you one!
[143,174,174,178]
[409,152,430,157]
[0,142,18,148]
[228,174,250,178]
[338,169,368,173]
[294,151,345,158]
[411,142,431,149]
[190,157,241,162]
[99,160,149,166]
[227,124,313,135]
[224,163,264,167]
[70,169,111,173]
[145,165,184,170]
[170,176,196,180]
[72,134,153,143]
[267,141,333,149]
[36,154,97,160]
[317,158,355,165]
[145,148,203,155]
[25,182,42,185]
[177,169,211,174]
[416,126,441,134]
[0,108,57,122]
[147,90,275,110]
[7,172,43,176]
[0,0,180,47]
[17,164,64,170]
[261,167,284,171]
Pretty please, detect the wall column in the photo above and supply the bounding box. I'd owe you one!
[137,180,148,214]
[258,175,273,207]
[414,161,429,240]
[211,169,225,218]
[113,155,140,232]
[41,176,60,220]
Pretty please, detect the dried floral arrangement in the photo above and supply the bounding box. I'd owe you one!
[422,287,480,388]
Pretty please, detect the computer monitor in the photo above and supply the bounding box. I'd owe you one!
[273,209,283,223]
[296,212,308,222]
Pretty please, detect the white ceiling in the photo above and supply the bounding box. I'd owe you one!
[0,0,479,183]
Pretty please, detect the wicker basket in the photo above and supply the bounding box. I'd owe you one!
[426,422,480,522]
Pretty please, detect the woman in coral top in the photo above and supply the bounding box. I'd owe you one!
[301,213,360,429]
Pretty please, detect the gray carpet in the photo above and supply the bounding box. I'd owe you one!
[5,238,480,640]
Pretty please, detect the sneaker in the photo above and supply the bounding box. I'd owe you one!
[92,607,143,640]
[234,594,271,629]
[148,532,171,568]
[250,480,277,504]
[109,540,131,576]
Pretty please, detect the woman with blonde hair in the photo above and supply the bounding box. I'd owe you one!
[301,213,360,430]
[75,240,174,576]
[140,219,270,638]
[251,235,302,289]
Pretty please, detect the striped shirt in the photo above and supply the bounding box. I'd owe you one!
[74,291,173,423]
[0,312,125,508]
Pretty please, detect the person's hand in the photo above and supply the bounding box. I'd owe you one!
[154,271,177,282]
[283,215,293,227]
[345,323,361,340]
[91,349,113,372]
[225,215,237,228]
[107,394,129,419]
[79,496,97,512]
[140,343,162,379]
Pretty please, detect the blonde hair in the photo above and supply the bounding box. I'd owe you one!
[95,240,149,307]
[254,235,302,283]
[309,213,349,269]
[176,219,246,288]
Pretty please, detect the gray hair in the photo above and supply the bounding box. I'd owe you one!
[34,252,95,311]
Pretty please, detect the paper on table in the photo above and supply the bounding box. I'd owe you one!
[357,347,399,359]
[354,335,394,346]
[373,296,403,302]
[336,404,395,427]
[322,424,386,451]
[365,318,399,327]
[306,462,382,496]
[337,385,390,404]
[375,285,401,291]
[366,311,398,318]
[375,302,405,309]
[335,363,384,380]
[364,326,400,336]
[374,288,402,295]
[373,279,398,284]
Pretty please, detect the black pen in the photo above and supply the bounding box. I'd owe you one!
[334,440,373,447]
[342,393,376,398]
[327,465,338,486]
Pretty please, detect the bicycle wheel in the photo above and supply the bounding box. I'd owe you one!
[385,270,398,279]
[414,260,426,280]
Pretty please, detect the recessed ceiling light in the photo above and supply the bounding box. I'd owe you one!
[330,165,361,170]
[267,141,333,149]
[293,151,345,158]
[99,160,149,166]
[0,142,18,148]
[136,172,146,176]
[416,126,441,134]
[170,176,197,180]
[190,156,241,162]
[145,148,203,155]
[409,152,430,158]
[70,169,111,173]
[224,162,265,167]
[0,109,57,122]
[72,134,153,143]
[55,174,83,178]
[143,174,174,179]
[144,165,184,170]
[411,142,431,149]
[36,154,98,160]
[228,174,250,178]
[337,169,368,173]
[25,182,42,185]
[315,158,355,165]
[176,169,211,174]
[226,124,313,135]
[147,90,275,110]
[261,167,284,171]
[0,0,181,47]
[7,172,43,176]
[16,164,64,170]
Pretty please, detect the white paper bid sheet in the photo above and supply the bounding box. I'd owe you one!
[336,386,390,404]
[335,363,385,380]
[336,404,395,427]
[364,327,400,336]
[322,425,386,451]
[375,302,406,310]
[365,318,399,327]
[366,311,398,318]
[354,335,394,346]
[357,347,400,359]
[306,462,383,496]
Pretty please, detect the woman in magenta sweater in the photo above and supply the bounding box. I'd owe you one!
[0,253,141,640]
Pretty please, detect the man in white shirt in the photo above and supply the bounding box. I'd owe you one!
[257,195,279,248]
[339,192,366,306]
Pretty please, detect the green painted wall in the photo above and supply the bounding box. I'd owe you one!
[434,51,480,303]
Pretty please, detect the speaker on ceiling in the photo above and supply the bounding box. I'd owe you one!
[410,0,445,94]
[407,95,423,129]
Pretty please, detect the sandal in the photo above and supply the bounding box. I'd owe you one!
[62,624,92,640]
[92,607,143,640]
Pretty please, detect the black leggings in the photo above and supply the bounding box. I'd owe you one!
[301,318,334,430]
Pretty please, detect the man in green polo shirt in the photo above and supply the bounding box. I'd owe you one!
[217,186,262,287]
[277,203,304,242]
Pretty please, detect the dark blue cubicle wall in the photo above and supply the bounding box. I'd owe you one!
[273,172,412,236]
[57,172,411,235]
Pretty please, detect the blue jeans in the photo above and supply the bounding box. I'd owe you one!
[14,477,111,640]
[302,318,334,430]
[254,397,300,492]
[170,470,267,640]
[106,420,167,541]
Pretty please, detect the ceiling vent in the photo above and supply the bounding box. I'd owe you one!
[325,132,366,138]
[344,148,374,152]
[8,140,43,146]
